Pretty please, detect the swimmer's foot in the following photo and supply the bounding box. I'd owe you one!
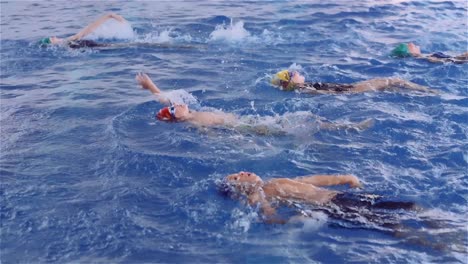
[320,118,374,131]
[355,118,374,131]
[403,81,438,94]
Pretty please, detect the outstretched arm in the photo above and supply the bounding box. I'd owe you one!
[67,13,127,41]
[135,73,170,105]
[292,174,362,188]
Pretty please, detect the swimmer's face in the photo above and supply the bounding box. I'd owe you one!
[50,36,64,44]
[226,171,263,185]
[407,42,421,56]
[290,71,305,85]
[173,104,190,120]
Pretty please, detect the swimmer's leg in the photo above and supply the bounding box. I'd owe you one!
[454,52,468,60]
[319,118,374,131]
[353,78,437,94]
[449,52,468,64]
[235,124,286,136]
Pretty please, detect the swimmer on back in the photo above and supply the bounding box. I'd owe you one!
[38,13,127,49]
[391,42,468,64]
[270,70,436,94]
[136,73,372,132]
[219,172,462,251]
[219,171,416,226]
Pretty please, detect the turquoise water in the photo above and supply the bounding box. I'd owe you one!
[1,1,467,263]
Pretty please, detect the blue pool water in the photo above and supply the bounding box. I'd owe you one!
[1,1,467,263]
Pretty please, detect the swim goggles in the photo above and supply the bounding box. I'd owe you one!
[156,104,177,121]
[168,104,177,119]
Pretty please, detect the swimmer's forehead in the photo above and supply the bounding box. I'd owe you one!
[226,171,259,181]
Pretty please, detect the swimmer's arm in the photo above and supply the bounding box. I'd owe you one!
[424,56,466,64]
[423,56,445,63]
[293,174,362,188]
[300,88,335,95]
[135,73,170,105]
[68,13,127,41]
[295,84,335,95]
[248,193,286,224]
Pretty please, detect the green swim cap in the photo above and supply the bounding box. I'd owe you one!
[39,37,51,46]
[391,43,410,57]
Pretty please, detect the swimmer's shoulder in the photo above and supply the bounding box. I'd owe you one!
[189,111,236,126]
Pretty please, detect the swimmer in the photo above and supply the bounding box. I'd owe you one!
[391,42,468,64]
[270,70,437,94]
[219,172,465,251]
[136,72,373,132]
[38,13,127,49]
[219,171,416,227]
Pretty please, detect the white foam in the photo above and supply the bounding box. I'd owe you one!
[287,63,304,72]
[86,20,134,40]
[209,20,251,43]
[156,90,199,106]
[289,211,328,231]
[136,28,193,43]
[230,208,258,233]
[236,111,321,136]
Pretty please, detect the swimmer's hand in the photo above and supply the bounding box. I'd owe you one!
[108,13,126,23]
[136,72,161,94]
[136,72,172,105]
[347,175,362,188]
[355,118,374,131]
[135,72,151,88]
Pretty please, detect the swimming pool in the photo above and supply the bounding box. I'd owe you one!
[1,1,467,263]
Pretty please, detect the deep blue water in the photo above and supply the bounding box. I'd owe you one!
[1,1,467,263]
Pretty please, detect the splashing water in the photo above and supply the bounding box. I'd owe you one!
[209,19,251,42]
[235,111,322,137]
[267,63,306,85]
[136,28,193,43]
[156,89,199,106]
[86,19,134,40]
[2,1,467,263]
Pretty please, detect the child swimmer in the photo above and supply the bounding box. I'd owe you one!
[391,42,468,64]
[270,70,436,94]
[136,73,373,133]
[38,13,200,51]
[219,171,416,226]
[38,13,128,49]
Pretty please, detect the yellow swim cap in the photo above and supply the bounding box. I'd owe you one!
[272,70,296,91]
[276,70,290,82]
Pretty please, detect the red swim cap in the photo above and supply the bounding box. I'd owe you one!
[156,106,176,121]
